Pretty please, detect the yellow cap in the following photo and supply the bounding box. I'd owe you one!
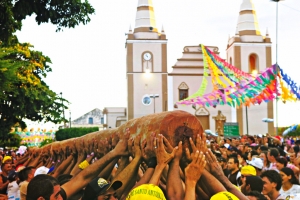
[241,165,256,176]
[2,156,12,164]
[126,184,166,200]
[210,191,239,200]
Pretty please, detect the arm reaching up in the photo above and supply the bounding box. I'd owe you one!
[149,134,176,186]
[184,150,206,200]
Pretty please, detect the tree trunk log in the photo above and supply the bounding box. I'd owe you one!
[43,110,203,154]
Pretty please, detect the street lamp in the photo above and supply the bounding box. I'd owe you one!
[149,94,159,113]
[69,109,71,128]
[60,92,66,127]
[271,0,283,135]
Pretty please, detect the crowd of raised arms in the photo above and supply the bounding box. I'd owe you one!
[0,130,298,200]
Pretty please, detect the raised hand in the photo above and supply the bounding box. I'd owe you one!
[185,134,206,162]
[141,132,156,163]
[185,150,206,183]
[205,149,224,177]
[155,134,176,166]
[162,136,174,154]
[174,141,183,161]
[113,128,130,154]
[132,135,142,158]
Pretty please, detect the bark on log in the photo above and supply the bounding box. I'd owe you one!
[43,110,203,154]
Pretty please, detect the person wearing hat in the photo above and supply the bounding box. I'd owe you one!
[247,157,263,176]
[0,162,12,195]
[81,178,122,200]
[126,184,166,200]
[26,132,130,200]
[210,191,239,200]
[7,170,20,200]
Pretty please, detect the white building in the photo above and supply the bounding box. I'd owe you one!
[121,0,274,135]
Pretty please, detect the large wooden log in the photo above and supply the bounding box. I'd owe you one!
[43,110,203,153]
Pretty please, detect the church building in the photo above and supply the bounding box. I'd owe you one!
[125,0,274,135]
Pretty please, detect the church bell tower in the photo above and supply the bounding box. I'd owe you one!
[126,0,168,120]
[226,0,274,135]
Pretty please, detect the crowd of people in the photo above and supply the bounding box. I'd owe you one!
[0,130,298,200]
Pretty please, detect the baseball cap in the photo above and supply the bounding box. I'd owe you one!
[82,178,122,200]
[126,184,166,200]
[210,191,239,200]
[8,171,18,181]
[2,156,12,163]
[247,157,263,170]
[241,165,256,176]
[34,166,50,176]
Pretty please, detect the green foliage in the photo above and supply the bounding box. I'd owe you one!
[0,133,22,148]
[39,139,54,147]
[0,43,69,135]
[0,0,95,45]
[56,127,98,141]
[0,0,95,136]
[278,126,300,137]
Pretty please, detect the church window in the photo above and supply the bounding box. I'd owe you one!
[178,82,189,101]
[101,117,104,124]
[249,54,259,73]
[88,117,93,124]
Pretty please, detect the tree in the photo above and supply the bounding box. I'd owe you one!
[0,43,68,135]
[0,0,95,45]
[0,0,95,135]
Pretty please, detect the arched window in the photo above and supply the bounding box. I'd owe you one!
[88,117,93,124]
[178,82,189,101]
[249,54,259,73]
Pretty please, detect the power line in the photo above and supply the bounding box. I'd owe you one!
[281,3,300,13]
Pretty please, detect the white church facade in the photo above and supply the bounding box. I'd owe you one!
[103,0,275,135]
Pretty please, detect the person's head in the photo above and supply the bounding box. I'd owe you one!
[248,150,259,161]
[226,138,232,144]
[293,145,300,156]
[289,153,296,163]
[257,145,268,154]
[1,162,12,174]
[241,176,264,195]
[248,136,255,144]
[57,174,73,186]
[275,156,287,170]
[19,166,35,182]
[247,191,268,200]
[238,144,245,152]
[227,156,239,171]
[7,170,18,182]
[267,148,279,163]
[261,170,282,196]
[247,157,263,173]
[27,174,62,200]
[217,157,227,169]
[127,184,166,200]
[56,174,83,200]
[82,178,122,200]
[280,167,299,185]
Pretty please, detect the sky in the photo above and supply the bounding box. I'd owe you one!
[16,0,300,130]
